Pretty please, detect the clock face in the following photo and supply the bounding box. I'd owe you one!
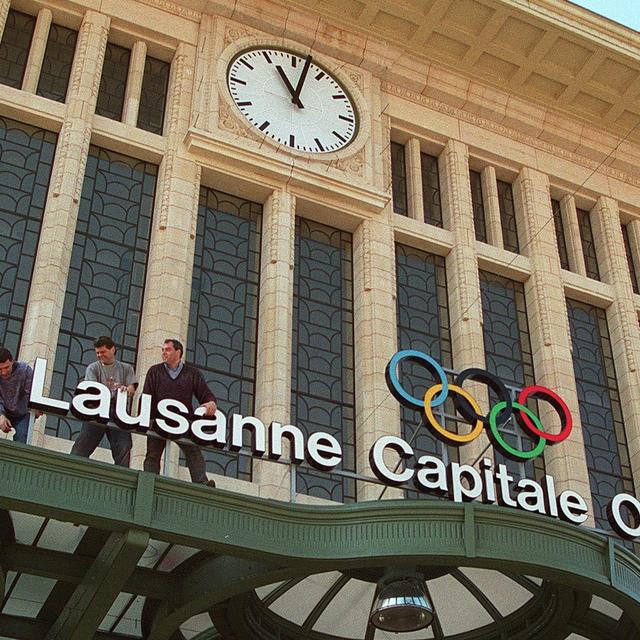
[227,47,358,154]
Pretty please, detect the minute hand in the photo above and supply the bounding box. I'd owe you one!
[292,55,312,107]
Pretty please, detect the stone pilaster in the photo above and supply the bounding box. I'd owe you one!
[252,190,296,501]
[513,168,591,506]
[591,197,640,492]
[21,8,52,94]
[405,138,423,222]
[19,11,110,447]
[133,43,199,473]
[481,166,503,249]
[353,216,402,501]
[441,139,490,467]
[122,41,147,126]
[560,195,586,276]
[627,220,640,286]
[0,0,11,46]
[191,13,218,131]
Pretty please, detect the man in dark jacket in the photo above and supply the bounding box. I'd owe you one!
[0,347,35,443]
[142,339,217,486]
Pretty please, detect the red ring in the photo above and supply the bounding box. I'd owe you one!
[517,385,572,443]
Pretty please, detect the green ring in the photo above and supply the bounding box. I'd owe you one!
[488,401,546,460]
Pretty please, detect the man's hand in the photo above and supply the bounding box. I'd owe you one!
[0,415,13,434]
[116,384,136,397]
[199,401,217,417]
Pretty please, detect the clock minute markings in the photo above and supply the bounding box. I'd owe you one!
[332,131,347,143]
[259,121,270,131]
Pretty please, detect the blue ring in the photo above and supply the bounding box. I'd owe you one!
[385,350,449,409]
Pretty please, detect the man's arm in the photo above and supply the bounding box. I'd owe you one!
[122,363,138,397]
[84,362,99,383]
[193,368,217,416]
[22,364,41,418]
[141,366,155,397]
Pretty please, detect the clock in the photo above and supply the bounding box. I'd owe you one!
[227,47,358,154]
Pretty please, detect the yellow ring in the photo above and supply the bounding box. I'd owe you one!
[423,384,484,444]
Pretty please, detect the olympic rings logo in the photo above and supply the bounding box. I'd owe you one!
[385,350,572,461]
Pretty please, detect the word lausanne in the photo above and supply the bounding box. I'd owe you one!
[29,357,640,540]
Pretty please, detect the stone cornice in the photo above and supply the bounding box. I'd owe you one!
[383,81,640,191]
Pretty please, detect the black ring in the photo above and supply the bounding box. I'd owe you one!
[453,368,513,426]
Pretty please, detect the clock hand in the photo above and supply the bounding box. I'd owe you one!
[292,55,312,106]
[275,65,304,108]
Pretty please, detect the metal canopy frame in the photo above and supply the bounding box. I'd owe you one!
[0,440,639,639]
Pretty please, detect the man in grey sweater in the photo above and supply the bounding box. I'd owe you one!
[0,347,35,443]
[70,335,137,467]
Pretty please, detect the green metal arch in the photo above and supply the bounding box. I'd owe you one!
[2,443,640,638]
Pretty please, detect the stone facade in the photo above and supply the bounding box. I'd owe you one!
[2,0,640,530]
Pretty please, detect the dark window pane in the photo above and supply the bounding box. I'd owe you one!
[0,10,35,88]
[47,147,157,441]
[568,299,633,540]
[137,55,170,134]
[497,180,519,253]
[36,23,78,102]
[95,43,130,121]
[552,198,570,270]
[480,271,542,481]
[0,117,57,355]
[577,208,600,280]
[469,169,487,242]
[391,141,407,215]
[185,187,262,481]
[421,153,442,227]
[396,243,454,498]
[291,218,355,502]
[622,224,639,295]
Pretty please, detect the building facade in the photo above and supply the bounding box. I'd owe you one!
[1,0,640,638]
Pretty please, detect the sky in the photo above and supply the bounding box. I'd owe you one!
[569,1,640,32]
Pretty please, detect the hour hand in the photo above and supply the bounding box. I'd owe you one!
[276,65,304,108]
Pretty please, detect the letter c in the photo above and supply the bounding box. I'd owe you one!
[369,436,414,486]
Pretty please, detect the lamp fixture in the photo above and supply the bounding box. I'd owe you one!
[369,571,434,633]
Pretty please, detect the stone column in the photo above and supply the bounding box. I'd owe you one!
[560,196,586,276]
[21,8,52,93]
[591,197,640,492]
[251,190,296,501]
[353,216,402,501]
[19,11,110,447]
[0,1,12,46]
[405,138,423,222]
[513,168,591,504]
[122,41,147,126]
[481,166,503,249]
[440,139,490,467]
[133,43,199,473]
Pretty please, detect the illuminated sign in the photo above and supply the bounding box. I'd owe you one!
[28,354,640,540]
